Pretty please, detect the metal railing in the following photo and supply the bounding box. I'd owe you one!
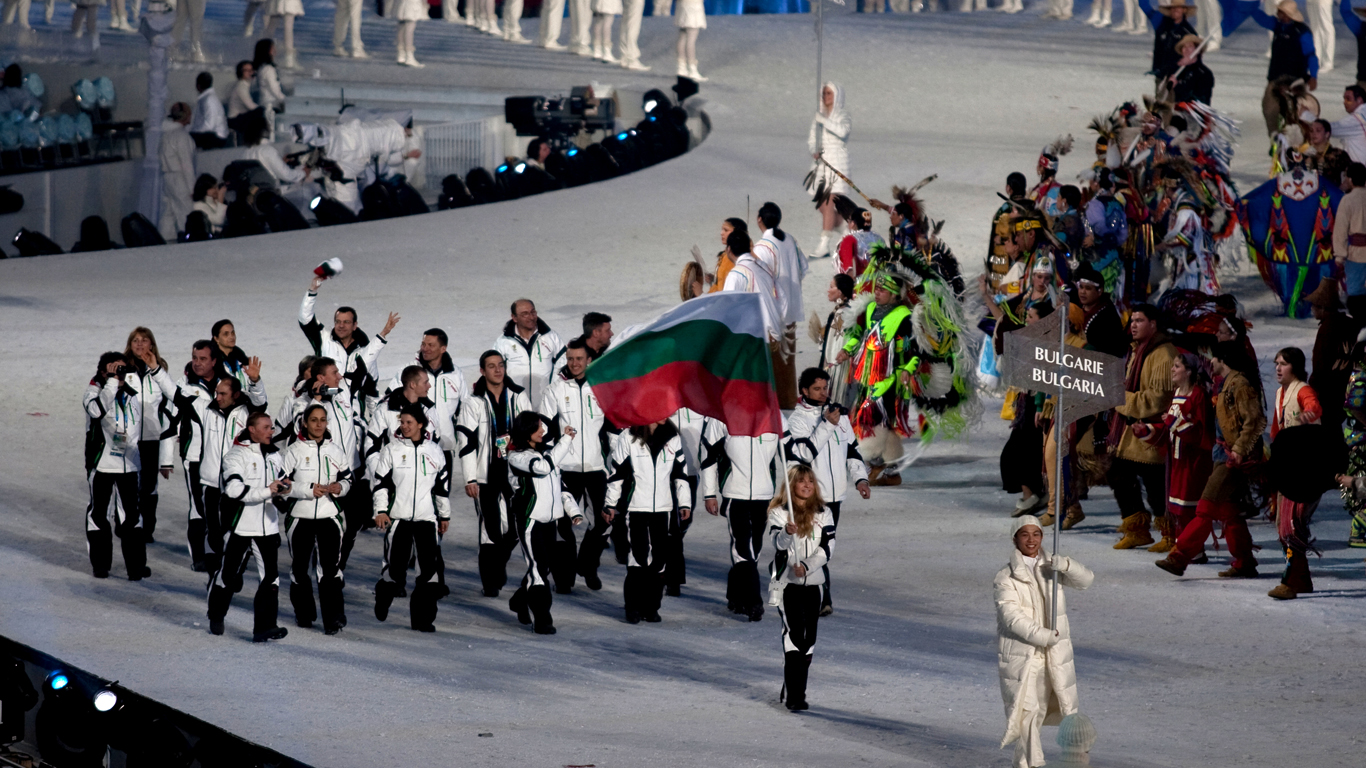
[421,116,506,193]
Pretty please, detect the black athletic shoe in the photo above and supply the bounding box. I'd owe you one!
[625,609,642,624]
[413,624,436,633]
[747,605,764,622]
[643,611,662,623]
[324,624,343,636]
[209,619,224,636]
[190,561,206,573]
[143,533,156,544]
[296,619,314,629]
[665,584,681,597]
[509,593,532,625]
[252,626,288,643]
[818,604,833,617]
[338,614,348,627]
[93,570,109,579]
[582,571,602,591]
[375,589,395,622]
[483,588,500,598]
[785,700,809,712]
[534,624,557,635]
[726,601,741,614]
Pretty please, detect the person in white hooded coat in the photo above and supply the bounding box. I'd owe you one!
[806,82,850,259]
[993,515,1094,768]
[158,103,197,241]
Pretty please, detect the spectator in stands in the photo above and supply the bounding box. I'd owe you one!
[525,138,553,170]
[243,111,312,206]
[71,216,118,252]
[190,72,230,150]
[0,65,39,117]
[253,39,287,141]
[227,61,260,143]
[159,102,197,242]
[263,0,303,70]
[192,174,228,235]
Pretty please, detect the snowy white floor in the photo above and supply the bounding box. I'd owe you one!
[2,5,1364,767]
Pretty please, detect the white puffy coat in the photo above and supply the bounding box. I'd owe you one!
[493,319,565,410]
[805,81,849,196]
[993,550,1093,750]
[784,399,868,504]
[699,418,782,501]
[84,376,143,475]
[539,369,607,473]
[281,436,353,520]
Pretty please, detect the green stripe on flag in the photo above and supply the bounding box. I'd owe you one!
[587,319,771,386]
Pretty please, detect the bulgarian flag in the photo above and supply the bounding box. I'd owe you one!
[585,292,781,437]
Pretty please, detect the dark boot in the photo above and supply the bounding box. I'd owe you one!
[318,575,345,633]
[374,579,397,622]
[508,586,532,625]
[252,584,280,639]
[783,651,810,711]
[187,518,207,571]
[577,532,605,590]
[410,582,446,632]
[478,544,507,596]
[551,539,577,594]
[289,581,317,628]
[528,585,556,634]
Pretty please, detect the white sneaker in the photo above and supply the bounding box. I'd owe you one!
[352,46,370,59]
[688,62,707,81]
[334,45,350,57]
[601,50,620,64]
[621,58,650,71]
[571,46,593,56]
[403,51,425,67]
[543,40,567,51]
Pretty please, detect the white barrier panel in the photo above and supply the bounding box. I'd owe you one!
[421,116,506,193]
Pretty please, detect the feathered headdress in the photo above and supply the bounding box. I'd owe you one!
[1039,134,1074,172]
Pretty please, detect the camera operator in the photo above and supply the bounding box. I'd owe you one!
[293,122,365,213]
[243,111,316,209]
[783,367,870,616]
[207,411,292,642]
[83,352,150,581]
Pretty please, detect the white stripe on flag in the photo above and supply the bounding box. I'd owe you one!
[611,292,769,348]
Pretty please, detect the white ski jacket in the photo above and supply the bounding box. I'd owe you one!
[171,367,266,465]
[604,422,692,513]
[669,407,707,478]
[784,400,868,503]
[83,376,143,475]
[508,438,581,525]
[700,420,783,501]
[298,290,389,382]
[539,369,607,473]
[201,396,261,489]
[753,227,808,326]
[456,378,533,485]
[493,319,564,409]
[371,435,451,522]
[767,505,835,587]
[221,441,287,536]
[280,435,353,520]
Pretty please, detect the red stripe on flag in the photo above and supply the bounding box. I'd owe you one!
[592,360,781,437]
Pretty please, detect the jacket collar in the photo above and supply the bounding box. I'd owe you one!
[502,318,552,345]
[557,365,586,385]
[332,326,370,353]
[418,351,456,375]
[1007,547,1052,584]
[472,375,524,398]
[386,388,435,412]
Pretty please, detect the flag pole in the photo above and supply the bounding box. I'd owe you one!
[1051,303,1065,631]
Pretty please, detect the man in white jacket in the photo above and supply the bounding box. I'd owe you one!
[700,418,783,622]
[299,275,399,389]
[539,339,609,590]
[208,412,291,642]
[752,202,807,408]
[993,516,1093,768]
[159,102,197,241]
[493,298,565,409]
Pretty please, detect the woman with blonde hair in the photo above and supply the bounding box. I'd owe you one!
[767,464,835,711]
[123,327,177,544]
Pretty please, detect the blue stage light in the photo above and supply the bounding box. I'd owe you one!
[47,673,68,691]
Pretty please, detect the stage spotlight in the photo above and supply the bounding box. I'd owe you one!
[91,689,118,713]
[309,196,359,227]
[36,672,106,768]
[1,659,39,746]
[12,227,63,257]
[494,163,522,200]
[554,147,588,187]
[642,88,672,119]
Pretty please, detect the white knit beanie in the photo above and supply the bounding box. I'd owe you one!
[1057,713,1097,754]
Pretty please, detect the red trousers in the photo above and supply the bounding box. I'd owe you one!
[1169,500,1258,572]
